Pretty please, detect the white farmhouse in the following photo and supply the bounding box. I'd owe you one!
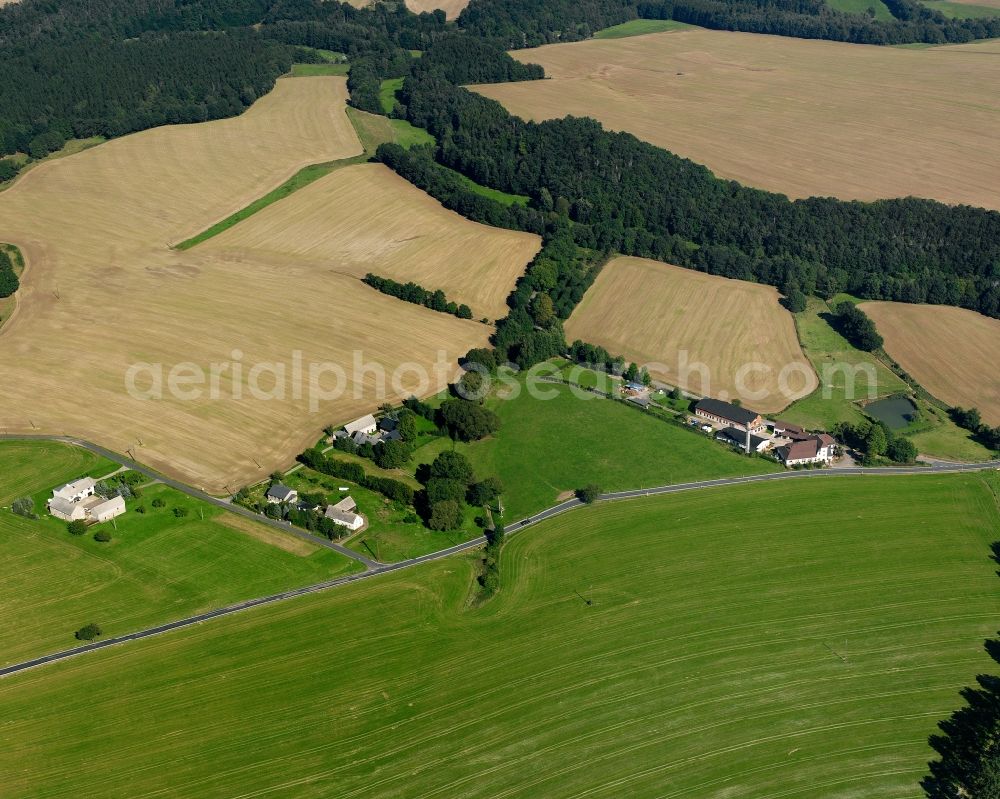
[89,495,126,523]
[52,477,96,503]
[324,496,364,531]
[48,497,88,522]
[343,414,377,437]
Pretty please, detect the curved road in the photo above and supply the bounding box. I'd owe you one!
[1,434,997,679]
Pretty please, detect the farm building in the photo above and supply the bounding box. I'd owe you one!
[775,434,836,467]
[48,497,87,522]
[770,419,805,437]
[344,414,377,436]
[716,427,771,454]
[89,495,126,523]
[266,484,297,504]
[694,399,766,434]
[324,496,363,531]
[52,477,96,503]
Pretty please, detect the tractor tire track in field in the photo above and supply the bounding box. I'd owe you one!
[1,433,997,679]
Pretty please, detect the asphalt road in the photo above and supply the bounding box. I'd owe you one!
[1,434,997,679]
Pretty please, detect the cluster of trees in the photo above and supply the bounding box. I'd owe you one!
[391,66,1000,320]
[0,158,19,183]
[417,450,502,531]
[834,417,918,464]
[0,249,19,299]
[74,622,102,641]
[456,0,1000,48]
[478,521,505,597]
[296,448,416,505]
[949,407,1000,452]
[363,273,473,319]
[832,301,883,352]
[12,496,36,518]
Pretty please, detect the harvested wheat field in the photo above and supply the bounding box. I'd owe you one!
[201,162,540,321]
[405,0,470,18]
[475,30,1000,209]
[565,257,817,411]
[0,77,490,492]
[862,302,1000,425]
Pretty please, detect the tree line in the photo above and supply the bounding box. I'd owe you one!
[387,63,1000,321]
[0,249,19,299]
[363,273,473,319]
[948,407,1000,452]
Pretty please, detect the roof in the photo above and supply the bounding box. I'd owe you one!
[53,476,96,496]
[351,430,371,446]
[48,497,80,516]
[344,414,377,435]
[332,496,357,512]
[378,417,398,432]
[90,495,125,514]
[627,395,651,408]
[816,433,836,446]
[694,398,761,427]
[324,506,362,525]
[777,438,820,462]
[771,419,804,434]
[266,484,296,501]
[717,426,768,450]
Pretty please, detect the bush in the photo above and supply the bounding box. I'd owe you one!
[93,529,112,542]
[576,484,602,504]
[74,623,102,641]
[172,507,189,518]
[135,505,146,514]
[151,497,166,508]
[11,496,35,518]
[67,519,88,535]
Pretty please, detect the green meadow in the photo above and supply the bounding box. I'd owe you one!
[411,379,780,522]
[594,19,695,38]
[0,441,359,665]
[2,473,997,798]
[826,0,895,19]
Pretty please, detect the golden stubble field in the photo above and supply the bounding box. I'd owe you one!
[0,77,498,492]
[201,162,540,321]
[475,30,1000,209]
[565,256,817,412]
[862,302,1000,425]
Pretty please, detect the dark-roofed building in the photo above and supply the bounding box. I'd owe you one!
[770,419,805,436]
[266,484,297,504]
[694,398,766,434]
[716,426,771,454]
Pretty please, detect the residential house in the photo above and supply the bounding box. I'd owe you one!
[344,414,377,437]
[775,434,837,467]
[89,495,126,523]
[52,477,96,503]
[694,398,766,434]
[48,496,87,522]
[770,419,805,437]
[266,484,298,504]
[324,496,363,531]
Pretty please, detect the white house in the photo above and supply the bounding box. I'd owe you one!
[52,477,96,503]
[89,495,126,523]
[324,497,364,531]
[343,414,377,437]
[775,434,836,467]
[48,496,87,522]
[266,484,297,504]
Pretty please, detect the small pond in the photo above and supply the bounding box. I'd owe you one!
[865,396,918,430]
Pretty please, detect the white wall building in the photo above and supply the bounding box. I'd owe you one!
[343,414,377,437]
[52,477,97,503]
[89,495,126,523]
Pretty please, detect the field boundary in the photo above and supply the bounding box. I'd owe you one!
[1,432,997,679]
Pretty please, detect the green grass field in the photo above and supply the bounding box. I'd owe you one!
[782,298,907,429]
[2,473,997,797]
[380,77,404,114]
[411,380,780,522]
[826,0,895,19]
[291,62,350,76]
[594,19,694,38]
[919,0,1000,16]
[451,167,530,206]
[0,442,359,665]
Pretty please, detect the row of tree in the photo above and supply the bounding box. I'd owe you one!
[0,249,19,299]
[387,60,1000,320]
[949,407,1000,452]
[831,301,884,352]
[363,273,473,319]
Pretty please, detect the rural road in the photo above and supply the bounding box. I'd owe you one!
[1,434,997,679]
